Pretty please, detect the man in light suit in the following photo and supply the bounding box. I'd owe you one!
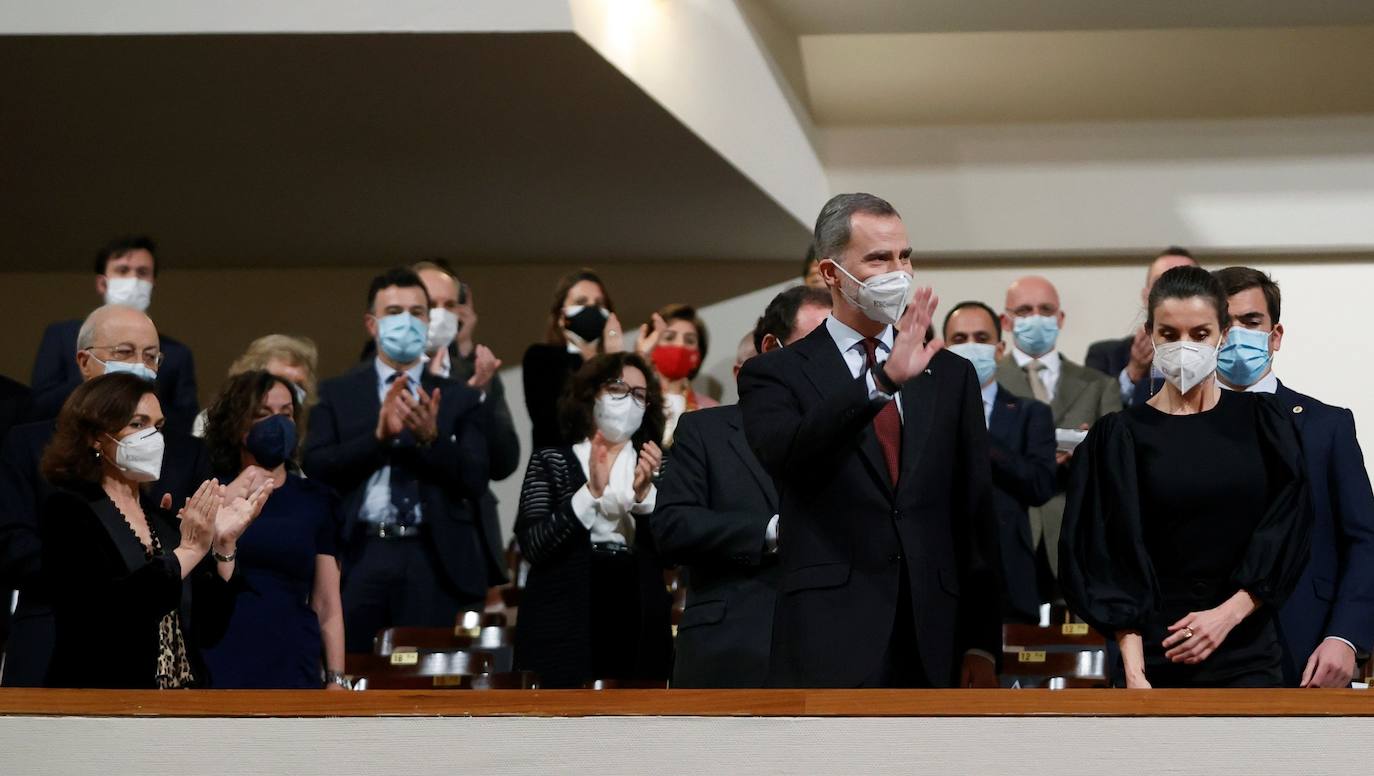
[740,193,1001,688]
[995,276,1121,587]
[1213,266,1374,687]
[944,301,1056,624]
[1084,247,1197,408]
[652,285,831,688]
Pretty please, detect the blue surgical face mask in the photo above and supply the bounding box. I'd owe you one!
[947,342,998,387]
[376,313,427,365]
[244,414,297,470]
[90,354,157,383]
[1012,315,1059,357]
[1217,327,1273,387]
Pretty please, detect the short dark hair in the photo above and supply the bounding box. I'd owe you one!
[203,370,302,479]
[1157,246,1195,261]
[41,373,155,486]
[545,269,617,346]
[94,235,158,276]
[558,352,664,451]
[753,286,832,352]
[656,303,710,378]
[801,242,818,279]
[942,301,1002,341]
[1212,266,1281,325]
[1146,265,1229,332]
[813,193,900,262]
[367,267,430,312]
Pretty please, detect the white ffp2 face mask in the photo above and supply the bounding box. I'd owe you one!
[107,427,165,483]
[1153,340,1218,394]
[104,277,153,312]
[831,261,914,326]
[593,394,645,444]
[427,308,459,353]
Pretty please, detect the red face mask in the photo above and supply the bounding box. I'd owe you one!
[652,345,701,381]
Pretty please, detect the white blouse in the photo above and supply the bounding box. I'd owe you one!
[569,439,656,546]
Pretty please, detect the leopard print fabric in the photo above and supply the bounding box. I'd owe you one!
[146,528,195,689]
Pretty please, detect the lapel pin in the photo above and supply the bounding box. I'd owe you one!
[1293,406,1304,414]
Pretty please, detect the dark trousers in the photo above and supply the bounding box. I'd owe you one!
[342,535,484,653]
[864,563,932,688]
[588,550,641,682]
[0,600,54,687]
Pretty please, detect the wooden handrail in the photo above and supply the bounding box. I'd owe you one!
[0,689,1369,718]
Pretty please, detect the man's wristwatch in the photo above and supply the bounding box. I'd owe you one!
[211,547,237,563]
[325,670,352,690]
[874,362,901,394]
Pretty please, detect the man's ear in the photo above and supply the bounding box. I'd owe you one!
[818,258,842,290]
[760,333,781,353]
[95,275,108,297]
[999,313,1013,333]
[364,313,378,340]
[75,350,100,381]
[1271,323,1284,354]
[995,340,1007,360]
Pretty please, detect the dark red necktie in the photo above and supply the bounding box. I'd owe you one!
[861,337,901,486]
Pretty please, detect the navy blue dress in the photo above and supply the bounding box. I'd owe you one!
[201,474,341,688]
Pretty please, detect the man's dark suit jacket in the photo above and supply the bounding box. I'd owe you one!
[301,362,492,601]
[987,385,1057,623]
[0,375,29,649]
[1084,335,1153,407]
[738,323,1002,688]
[29,319,199,435]
[651,404,780,688]
[0,419,210,686]
[1272,381,1374,683]
[357,341,519,585]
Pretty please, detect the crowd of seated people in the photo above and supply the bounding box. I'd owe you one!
[0,200,1370,692]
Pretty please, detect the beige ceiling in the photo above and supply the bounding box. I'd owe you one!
[0,33,809,271]
[748,1,1374,126]
[757,0,1374,34]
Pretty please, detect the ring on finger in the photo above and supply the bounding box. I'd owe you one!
[1181,627,1194,641]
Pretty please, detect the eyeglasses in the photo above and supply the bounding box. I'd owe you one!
[601,379,648,407]
[85,345,163,369]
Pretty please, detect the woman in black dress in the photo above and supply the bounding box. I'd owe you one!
[521,269,626,449]
[1060,266,1311,688]
[198,370,346,689]
[39,373,270,688]
[513,352,671,687]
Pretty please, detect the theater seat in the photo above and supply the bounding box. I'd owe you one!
[1000,649,1107,689]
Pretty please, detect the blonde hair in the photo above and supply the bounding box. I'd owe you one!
[228,334,319,402]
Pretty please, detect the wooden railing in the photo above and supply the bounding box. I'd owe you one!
[0,689,1370,718]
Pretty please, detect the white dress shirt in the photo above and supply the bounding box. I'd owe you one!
[825,316,904,420]
[980,379,999,429]
[1011,347,1062,403]
[569,439,656,546]
[360,357,426,525]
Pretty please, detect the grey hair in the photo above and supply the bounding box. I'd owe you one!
[812,193,900,264]
[76,306,108,350]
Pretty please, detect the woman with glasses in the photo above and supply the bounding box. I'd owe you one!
[512,352,672,688]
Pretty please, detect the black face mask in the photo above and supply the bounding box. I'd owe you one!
[244,414,297,470]
[564,306,608,343]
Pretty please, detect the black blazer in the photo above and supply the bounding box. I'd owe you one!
[1273,382,1374,681]
[301,362,491,600]
[651,404,780,688]
[987,385,1057,623]
[1084,335,1153,407]
[29,319,199,435]
[41,485,238,688]
[358,340,521,585]
[0,375,28,648]
[521,343,583,449]
[0,420,210,686]
[512,446,672,688]
[738,323,1002,688]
